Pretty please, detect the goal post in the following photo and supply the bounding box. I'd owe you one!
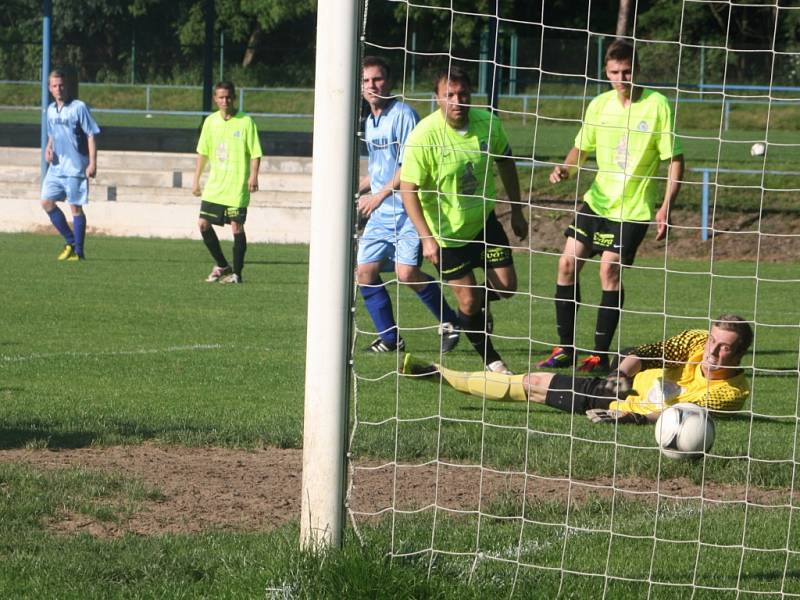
[300,0,361,549]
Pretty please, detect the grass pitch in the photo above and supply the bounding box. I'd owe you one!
[2,232,800,597]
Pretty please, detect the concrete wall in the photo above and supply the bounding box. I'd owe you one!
[0,147,316,244]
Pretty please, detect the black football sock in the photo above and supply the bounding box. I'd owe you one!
[233,232,247,277]
[201,227,228,267]
[458,309,501,365]
[555,283,581,354]
[594,288,624,360]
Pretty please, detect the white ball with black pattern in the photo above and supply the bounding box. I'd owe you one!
[655,403,715,460]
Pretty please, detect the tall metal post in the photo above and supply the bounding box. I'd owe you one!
[41,0,52,179]
[488,0,500,111]
[300,0,360,549]
[509,31,518,95]
[219,31,224,81]
[201,0,214,114]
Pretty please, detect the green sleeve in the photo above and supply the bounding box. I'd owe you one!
[196,116,211,156]
[489,115,511,156]
[656,99,681,160]
[247,118,263,159]
[574,97,599,152]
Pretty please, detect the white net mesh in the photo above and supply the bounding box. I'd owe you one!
[347,1,800,595]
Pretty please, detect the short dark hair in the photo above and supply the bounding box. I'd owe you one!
[214,81,236,97]
[433,66,472,95]
[712,314,754,355]
[362,56,391,82]
[604,39,636,65]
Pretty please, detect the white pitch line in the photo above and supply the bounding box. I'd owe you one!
[1,343,225,363]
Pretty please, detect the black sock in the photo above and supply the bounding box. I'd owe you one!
[201,227,228,267]
[458,310,501,365]
[233,232,247,276]
[555,283,581,353]
[594,288,624,359]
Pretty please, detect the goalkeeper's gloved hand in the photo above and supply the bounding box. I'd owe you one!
[585,409,648,425]
[603,369,633,399]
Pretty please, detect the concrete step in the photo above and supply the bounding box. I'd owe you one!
[0,163,313,192]
[0,147,316,174]
[0,181,310,207]
[2,196,311,244]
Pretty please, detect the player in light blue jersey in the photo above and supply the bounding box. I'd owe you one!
[357,56,460,353]
[40,69,100,261]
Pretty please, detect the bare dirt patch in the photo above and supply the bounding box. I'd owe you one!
[500,204,800,263]
[0,444,791,538]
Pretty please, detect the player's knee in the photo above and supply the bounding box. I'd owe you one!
[599,261,621,287]
[558,254,576,280]
[494,277,517,296]
[198,219,210,231]
[40,200,55,212]
[395,265,420,284]
[458,295,482,315]
[356,264,379,286]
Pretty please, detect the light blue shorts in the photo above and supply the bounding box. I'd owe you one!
[357,214,421,270]
[41,171,89,206]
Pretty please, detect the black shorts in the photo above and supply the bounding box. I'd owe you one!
[544,374,613,414]
[199,200,248,226]
[564,203,648,266]
[438,212,513,281]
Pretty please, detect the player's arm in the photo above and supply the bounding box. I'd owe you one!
[45,136,54,163]
[655,153,684,241]
[357,175,371,195]
[85,135,97,178]
[358,168,400,218]
[495,157,528,241]
[549,146,587,184]
[192,154,208,197]
[248,157,260,192]
[400,180,439,266]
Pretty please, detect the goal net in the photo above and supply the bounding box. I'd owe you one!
[346,1,800,595]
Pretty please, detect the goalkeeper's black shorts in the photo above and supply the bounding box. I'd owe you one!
[544,374,613,414]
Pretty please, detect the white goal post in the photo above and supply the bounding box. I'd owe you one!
[299,0,361,549]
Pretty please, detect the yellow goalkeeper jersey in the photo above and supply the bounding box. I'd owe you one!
[608,329,749,415]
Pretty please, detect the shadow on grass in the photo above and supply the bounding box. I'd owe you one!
[0,428,98,450]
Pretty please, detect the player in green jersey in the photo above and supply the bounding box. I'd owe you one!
[192,81,262,284]
[540,39,685,372]
[401,67,528,375]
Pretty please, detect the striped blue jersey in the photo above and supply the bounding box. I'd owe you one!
[365,99,419,220]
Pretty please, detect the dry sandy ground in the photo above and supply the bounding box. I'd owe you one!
[0,443,791,537]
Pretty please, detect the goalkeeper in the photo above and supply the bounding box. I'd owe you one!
[402,314,752,424]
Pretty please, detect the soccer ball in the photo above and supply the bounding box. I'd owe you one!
[750,142,766,157]
[654,403,715,460]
